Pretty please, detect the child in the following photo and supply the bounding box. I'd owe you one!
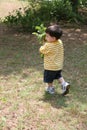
[39,24,70,95]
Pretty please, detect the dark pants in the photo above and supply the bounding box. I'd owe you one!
[44,70,62,83]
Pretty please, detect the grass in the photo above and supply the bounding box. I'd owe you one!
[0,25,87,130]
[0,0,87,129]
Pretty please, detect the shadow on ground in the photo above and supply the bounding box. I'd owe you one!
[0,24,43,77]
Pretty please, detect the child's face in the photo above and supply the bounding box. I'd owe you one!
[45,33,57,42]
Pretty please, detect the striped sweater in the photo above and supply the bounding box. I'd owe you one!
[39,40,64,70]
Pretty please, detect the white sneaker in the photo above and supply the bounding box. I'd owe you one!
[62,82,70,96]
[45,87,55,94]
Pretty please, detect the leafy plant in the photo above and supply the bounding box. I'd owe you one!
[32,24,46,58]
[3,0,87,32]
[3,7,42,32]
[32,24,46,44]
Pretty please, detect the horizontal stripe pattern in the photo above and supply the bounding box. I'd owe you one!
[39,40,64,70]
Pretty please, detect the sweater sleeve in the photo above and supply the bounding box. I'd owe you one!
[39,43,50,54]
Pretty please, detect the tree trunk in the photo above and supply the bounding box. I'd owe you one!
[70,0,79,13]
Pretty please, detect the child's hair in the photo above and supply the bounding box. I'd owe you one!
[45,24,63,39]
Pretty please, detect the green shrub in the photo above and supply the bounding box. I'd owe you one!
[3,0,87,32]
[80,0,87,7]
[50,0,72,20]
[3,7,43,32]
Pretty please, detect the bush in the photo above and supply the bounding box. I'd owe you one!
[3,0,87,32]
[3,6,42,32]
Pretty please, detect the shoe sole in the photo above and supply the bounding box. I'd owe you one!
[62,85,70,96]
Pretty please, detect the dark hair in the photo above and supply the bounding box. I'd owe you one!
[45,24,63,39]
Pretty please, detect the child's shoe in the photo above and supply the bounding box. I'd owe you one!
[62,82,70,96]
[45,87,55,94]
[45,87,50,92]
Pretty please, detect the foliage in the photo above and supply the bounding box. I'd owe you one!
[32,24,46,58]
[32,24,46,44]
[80,0,87,7]
[3,6,42,32]
[3,0,87,32]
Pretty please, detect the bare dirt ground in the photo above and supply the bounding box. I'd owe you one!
[0,0,27,19]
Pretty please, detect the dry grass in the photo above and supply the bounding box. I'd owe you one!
[0,24,87,130]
